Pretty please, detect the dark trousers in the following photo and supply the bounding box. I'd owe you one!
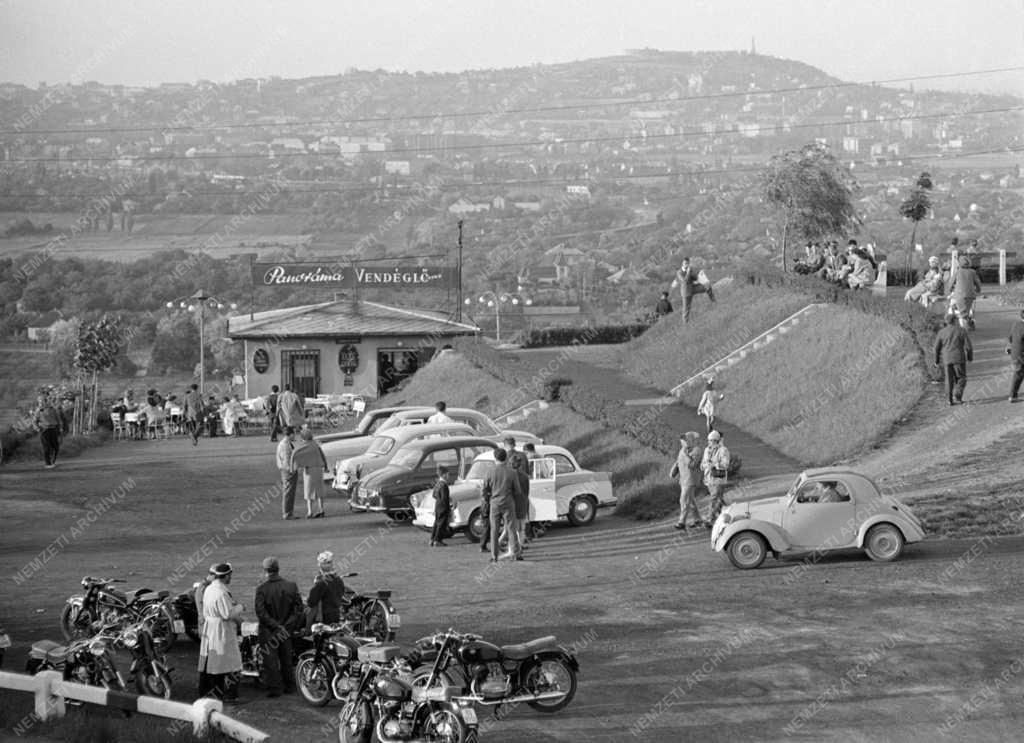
[40,427,60,465]
[259,628,294,694]
[269,417,281,442]
[199,670,239,700]
[944,363,967,403]
[682,285,715,322]
[431,509,450,543]
[186,418,199,442]
[206,416,219,437]
[280,470,298,517]
[478,501,491,551]
[1011,361,1024,399]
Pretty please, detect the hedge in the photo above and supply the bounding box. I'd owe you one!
[523,323,650,348]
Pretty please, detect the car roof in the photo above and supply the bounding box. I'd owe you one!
[398,436,499,453]
[474,444,572,461]
[389,407,487,420]
[375,422,474,441]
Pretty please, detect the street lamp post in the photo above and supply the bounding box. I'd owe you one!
[165,289,237,395]
[466,288,531,343]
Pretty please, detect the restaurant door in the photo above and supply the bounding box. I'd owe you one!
[281,350,320,399]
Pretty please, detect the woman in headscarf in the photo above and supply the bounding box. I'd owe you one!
[306,551,348,626]
[671,431,705,531]
[291,429,328,518]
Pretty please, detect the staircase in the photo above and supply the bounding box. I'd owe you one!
[494,399,550,426]
[669,303,827,398]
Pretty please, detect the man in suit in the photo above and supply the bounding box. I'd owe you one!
[254,556,303,698]
[183,383,203,446]
[481,449,523,562]
[1008,309,1024,402]
[670,257,715,323]
[934,314,974,405]
[429,465,455,547]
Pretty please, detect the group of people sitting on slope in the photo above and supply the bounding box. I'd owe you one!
[904,242,983,330]
[794,238,880,290]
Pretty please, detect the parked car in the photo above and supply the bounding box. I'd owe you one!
[411,445,616,541]
[376,407,543,447]
[316,406,419,481]
[332,422,475,495]
[711,467,926,570]
[349,436,499,518]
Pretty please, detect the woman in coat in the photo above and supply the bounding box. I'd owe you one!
[291,429,328,518]
[696,380,724,433]
[671,431,704,530]
[197,563,243,701]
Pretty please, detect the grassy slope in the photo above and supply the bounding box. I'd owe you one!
[619,283,926,465]
[377,351,677,519]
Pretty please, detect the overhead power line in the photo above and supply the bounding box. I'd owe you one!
[2,105,1021,165]
[1,144,1020,200]
[1,65,1022,137]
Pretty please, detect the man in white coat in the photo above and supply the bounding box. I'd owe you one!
[198,562,244,702]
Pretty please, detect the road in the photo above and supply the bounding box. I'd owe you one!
[2,435,1024,742]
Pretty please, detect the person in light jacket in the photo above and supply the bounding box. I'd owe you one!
[701,431,731,525]
[671,431,705,530]
[948,255,982,328]
[197,563,243,702]
[696,380,724,433]
[291,429,328,518]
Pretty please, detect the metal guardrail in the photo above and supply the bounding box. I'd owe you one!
[0,669,269,742]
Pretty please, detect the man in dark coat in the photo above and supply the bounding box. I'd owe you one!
[1008,310,1024,402]
[254,556,303,697]
[654,292,674,317]
[430,465,455,547]
[267,385,280,442]
[481,449,523,562]
[934,314,974,405]
[503,437,530,555]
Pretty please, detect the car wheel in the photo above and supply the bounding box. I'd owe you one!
[727,531,768,570]
[467,509,486,543]
[567,495,597,526]
[864,523,904,562]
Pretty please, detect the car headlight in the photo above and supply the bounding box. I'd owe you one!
[410,493,420,508]
[720,513,732,525]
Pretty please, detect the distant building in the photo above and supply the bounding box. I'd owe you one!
[566,185,591,198]
[384,160,411,175]
[26,311,63,343]
[447,198,491,215]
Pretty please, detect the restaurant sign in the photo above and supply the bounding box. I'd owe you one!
[253,262,455,289]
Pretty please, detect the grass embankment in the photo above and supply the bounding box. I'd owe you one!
[378,351,676,519]
[620,283,926,465]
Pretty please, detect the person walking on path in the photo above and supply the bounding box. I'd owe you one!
[276,385,305,431]
[1007,309,1024,402]
[934,314,974,406]
[266,385,281,442]
[429,465,455,547]
[671,257,715,323]
[481,448,523,562]
[254,556,302,698]
[696,380,724,433]
[948,255,982,329]
[671,432,705,530]
[701,431,731,525]
[182,383,203,445]
[197,563,243,703]
[291,429,328,518]
[35,395,62,469]
[276,426,298,519]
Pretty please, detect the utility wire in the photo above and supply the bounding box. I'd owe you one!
[2,105,1021,164]
[2,64,1022,136]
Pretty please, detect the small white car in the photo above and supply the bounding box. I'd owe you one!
[711,468,926,569]
[411,445,616,541]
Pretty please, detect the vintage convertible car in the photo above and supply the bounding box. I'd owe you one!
[711,467,925,569]
[411,445,616,541]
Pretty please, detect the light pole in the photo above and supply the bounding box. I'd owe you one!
[466,289,531,343]
[165,289,237,394]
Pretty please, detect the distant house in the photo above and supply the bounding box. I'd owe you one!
[27,311,63,342]
[270,137,306,152]
[566,185,591,198]
[544,244,588,282]
[513,201,542,212]
[447,198,491,215]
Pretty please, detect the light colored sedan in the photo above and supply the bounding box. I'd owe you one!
[711,468,926,569]
[411,445,616,541]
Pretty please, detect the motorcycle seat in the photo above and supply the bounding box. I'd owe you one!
[501,636,559,659]
[131,591,164,604]
[31,639,67,662]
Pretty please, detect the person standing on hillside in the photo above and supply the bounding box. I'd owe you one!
[701,431,731,525]
[1007,310,1024,402]
[266,385,281,442]
[671,257,715,323]
[276,426,298,520]
[934,314,974,406]
[671,431,704,531]
[696,379,724,433]
[35,395,62,469]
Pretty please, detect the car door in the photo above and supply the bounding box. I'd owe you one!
[780,479,857,550]
[530,457,558,521]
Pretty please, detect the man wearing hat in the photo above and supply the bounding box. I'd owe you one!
[701,431,731,525]
[503,436,530,554]
[254,557,303,697]
[670,432,705,530]
[905,256,945,306]
[198,563,243,702]
[1008,310,1024,402]
[947,254,982,329]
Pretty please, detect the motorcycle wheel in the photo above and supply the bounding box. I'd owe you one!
[60,603,93,642]
[523,657,577,712]
[146,605,177,652]
[421,707,469,743]
[296,655,334,707]
[411,664,463,691]
[361,601,393,642]
[337,698,373,743]
[136,662,173,699]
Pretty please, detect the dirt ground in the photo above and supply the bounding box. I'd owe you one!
[2,427,1024,742]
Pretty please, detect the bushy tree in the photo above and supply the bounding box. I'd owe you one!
[899,172,933,273]
[150,314,203,373]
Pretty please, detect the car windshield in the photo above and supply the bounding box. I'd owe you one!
[786,473,807,499]
[389,449,420,469]
[466,460,496,480]
[365,435,396,456]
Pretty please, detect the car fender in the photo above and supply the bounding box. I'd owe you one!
[715,520,793,554]
[855,515,923,548]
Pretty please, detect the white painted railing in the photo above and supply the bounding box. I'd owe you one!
[494,399,550,426]
[0,669,268,742]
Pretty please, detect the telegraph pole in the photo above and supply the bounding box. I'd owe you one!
[456,220,464,322]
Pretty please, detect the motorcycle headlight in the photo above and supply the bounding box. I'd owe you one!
[121,628,139,648]
[89,639,107,656]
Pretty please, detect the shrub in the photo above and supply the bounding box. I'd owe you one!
[542,378,572,401]
[523,323,650,347]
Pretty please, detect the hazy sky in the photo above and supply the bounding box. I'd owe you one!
[1,0,1022,93]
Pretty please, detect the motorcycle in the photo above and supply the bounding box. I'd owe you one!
[327,572,401,642]
[171,585,201,643]
[296,621,371,707]
[117,620,173,698]
[27,625,126,692]
[61,576,181,651]
[338,643,478,743]
[412,629,578,714]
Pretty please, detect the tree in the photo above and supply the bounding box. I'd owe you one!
[761,143,860,270]
[899,172,933,276]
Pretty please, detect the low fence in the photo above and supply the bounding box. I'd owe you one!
[0,669,268,742]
